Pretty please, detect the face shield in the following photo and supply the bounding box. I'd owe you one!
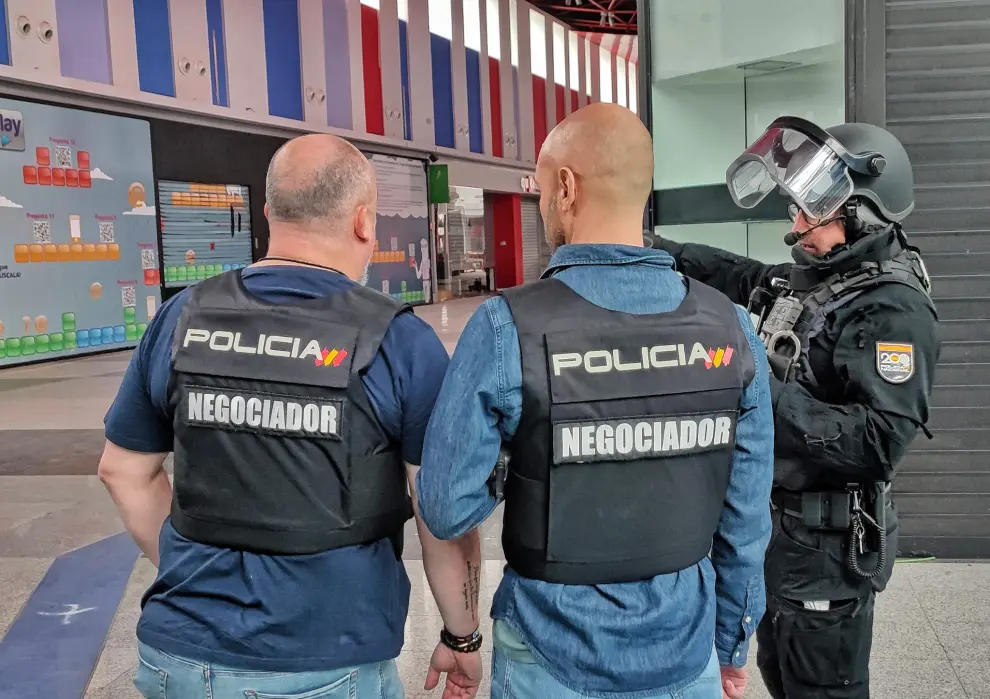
[726,116,887,220]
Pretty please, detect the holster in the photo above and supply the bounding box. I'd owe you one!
[772,489,852,532]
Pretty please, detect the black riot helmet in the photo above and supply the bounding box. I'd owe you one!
[725,116,915,232]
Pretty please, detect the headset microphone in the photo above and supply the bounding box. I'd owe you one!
[783,230,800,246]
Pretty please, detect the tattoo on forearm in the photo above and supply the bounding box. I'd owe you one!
[462,561,481,621]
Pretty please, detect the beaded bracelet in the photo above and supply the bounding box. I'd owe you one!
[440,628,484,653]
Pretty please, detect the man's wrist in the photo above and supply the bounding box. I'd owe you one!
[440,627,483,653]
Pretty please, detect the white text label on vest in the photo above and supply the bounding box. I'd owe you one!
[551,342,721,375]
[553,414,736,464]
[185,390,341,439]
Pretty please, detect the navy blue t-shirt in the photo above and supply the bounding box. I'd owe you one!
[104,266,450,672]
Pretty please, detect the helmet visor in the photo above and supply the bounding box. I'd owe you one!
[726,125,854,220]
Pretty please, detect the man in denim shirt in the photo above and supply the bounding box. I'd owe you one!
[417,103,775,699]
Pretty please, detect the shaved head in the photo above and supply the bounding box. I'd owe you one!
[265,133,376,229]
[537,103,654,249]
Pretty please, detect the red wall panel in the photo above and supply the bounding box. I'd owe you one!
[532,76,548,160]
[361,5,384,136]
[554,83,565,125]
[492,194,523,288]
[571,89,579,113]
[489,57,503,158]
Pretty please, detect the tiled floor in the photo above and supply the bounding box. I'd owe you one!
[1,295,989,698]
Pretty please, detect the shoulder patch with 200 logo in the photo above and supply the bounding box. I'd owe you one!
[876,342,915,384]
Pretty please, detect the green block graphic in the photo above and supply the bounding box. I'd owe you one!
[35,334,50,353]
[196,265,207,279]
[21,336,35,356]
[137,323,148,338]
[6,337,21,357]
[50,332,64,352]
[0,339,5,358]
[205,264,217,277]
[165,266,178,282]
[62,312,76,332]
[123,306,137,323]
[400,280,407,291]
[65,331,77,349]
[125,324,138,341]
[176,267,188,281]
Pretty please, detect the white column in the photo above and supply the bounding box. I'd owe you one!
[106,0,139,93]
[577,34,587,108]
[544,20,555,131]
[610,50,618,106]
[168,0,213,104]
[346,0,367,133]
[450,0,470,150]
[589,41,600,103]
[498,0,516,158]
[6,0,61,78]
[299,0,329,126]
[379,0,404,139]
[563,27,572,117]
[407,0,434,145]
[515,0,534,163]
[222,0,268,116]
[478,0,493,155]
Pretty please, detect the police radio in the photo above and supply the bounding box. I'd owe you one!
[748,278,804,383]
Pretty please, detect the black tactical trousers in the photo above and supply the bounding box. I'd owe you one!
[756,591,875,699]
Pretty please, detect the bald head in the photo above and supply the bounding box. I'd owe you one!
[265,133,375,230]
[540,103,654,210]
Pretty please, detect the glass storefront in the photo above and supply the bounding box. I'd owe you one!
[648,0,845,263]
[434,186,493,301]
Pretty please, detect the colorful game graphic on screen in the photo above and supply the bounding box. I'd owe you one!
[361,154,431,305]
[159,180,252,288]
[0,98,162,368]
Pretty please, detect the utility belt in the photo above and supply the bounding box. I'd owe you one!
[771,484,892,580]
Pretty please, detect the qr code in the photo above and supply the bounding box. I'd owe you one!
[32,220,51,243]
[54,145,72,169]
[140,249,157,270]
[120,285,136,308]
[99,221,115,243]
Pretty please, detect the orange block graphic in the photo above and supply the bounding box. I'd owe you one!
[79,170,91,188]
[108,243,120,260]
[13,244,29,263]
[65,169,79,187]
[57,244,71,262]
[38,167,51,186]
[43,244,59,262]
[52,168,65,186]
[69,243,84,261]
[82,243,97,260]
[36,147,50,166]
[77,151,90,169]
[94,243,109,260]
[23,166,37,185]
[29,244,44,262]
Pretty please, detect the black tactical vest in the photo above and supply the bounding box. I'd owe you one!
[501,277,756,585]
[168,271,413,556]
[790,249,936,391]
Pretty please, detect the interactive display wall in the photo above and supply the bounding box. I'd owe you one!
[159,180,253,288]
[0,98,162,368]
[362,154,431,305]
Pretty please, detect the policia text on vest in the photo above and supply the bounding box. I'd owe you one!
[168,273,413,557]
[500,279,755,585]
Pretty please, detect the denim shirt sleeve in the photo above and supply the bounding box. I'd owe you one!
[416,297,522,540]
[712,306,775,667]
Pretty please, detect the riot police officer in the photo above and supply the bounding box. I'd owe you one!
[652,117,941,698]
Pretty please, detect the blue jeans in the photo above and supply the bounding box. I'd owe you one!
[134,643,405,699]
[490,621,722,699]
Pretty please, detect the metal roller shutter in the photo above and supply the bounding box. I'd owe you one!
[521,197,544,282]
[885,0,990,558]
